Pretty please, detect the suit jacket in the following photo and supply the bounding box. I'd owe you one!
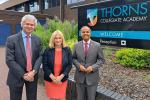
[43,46,72,82]
[73,40,105,85]
[5,32,43,87]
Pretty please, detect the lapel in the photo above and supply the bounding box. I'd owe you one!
[79,41,85,60]
[18,33,26,61]
[51,48,55,67]
[62,48,65,68]
[86,40,94,59]
[31,34,35,60]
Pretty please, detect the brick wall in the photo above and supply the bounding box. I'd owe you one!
[0,0,104,23]
[41,0,102,22]
[62,0,104,22]
[42,7,60,19]
[0,10,53,35]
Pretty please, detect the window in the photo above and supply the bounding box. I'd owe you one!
[44,0,60,9]
[64,0,85,5]
[29,0,39,12]
[16,3,24,12]
[6,7,14,11]
[57,0,60,6]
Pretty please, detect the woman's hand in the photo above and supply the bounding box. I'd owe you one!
[55,76,63,85]
[49,73,65,85]
[55,74,65,85]
[49,73,58,84]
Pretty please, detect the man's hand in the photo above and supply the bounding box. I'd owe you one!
[79,65,86,71]
[23,71,35,82]
[85,66,93,73]
[30,77,34,82]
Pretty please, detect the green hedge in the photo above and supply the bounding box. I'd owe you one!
[33,20,78,52]
[66,38,78,53]
[114,48,150,69]
[33,22,52,51]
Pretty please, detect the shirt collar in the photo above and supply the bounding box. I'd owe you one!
[83,39,90,45]
[22,31,32,38]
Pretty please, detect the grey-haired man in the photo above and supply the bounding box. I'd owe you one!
[6,14,43,100]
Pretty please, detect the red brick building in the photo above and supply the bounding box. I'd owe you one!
[0,0,103,22]
[0,0,102,45]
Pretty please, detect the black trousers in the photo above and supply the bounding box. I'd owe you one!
[9,79,38,100]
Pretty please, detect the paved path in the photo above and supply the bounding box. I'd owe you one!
[0,46,49,100]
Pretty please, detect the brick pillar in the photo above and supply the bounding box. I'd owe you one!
[39,0,43,14]
[24,2,28,12]
[60,0,64,22]
[11,23,16,35]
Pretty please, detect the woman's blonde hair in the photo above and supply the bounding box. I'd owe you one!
[49,30,66,48]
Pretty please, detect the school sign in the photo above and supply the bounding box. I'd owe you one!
[72,0,150,49]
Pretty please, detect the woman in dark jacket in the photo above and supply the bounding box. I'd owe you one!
[43,30,72,100]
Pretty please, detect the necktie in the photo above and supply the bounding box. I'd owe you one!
[26,36,32,72]
[85,42,88,59]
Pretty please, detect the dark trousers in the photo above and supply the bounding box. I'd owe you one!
[9,80,38,100]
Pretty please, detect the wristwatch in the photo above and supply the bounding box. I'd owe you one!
[32,70,37,74]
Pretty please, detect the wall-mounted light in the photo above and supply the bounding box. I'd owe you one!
[0,20,3,22]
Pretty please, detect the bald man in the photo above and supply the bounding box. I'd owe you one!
[73,26,105,100]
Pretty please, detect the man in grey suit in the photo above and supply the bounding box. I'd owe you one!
[73,26,105,100]
[5,14,43,100]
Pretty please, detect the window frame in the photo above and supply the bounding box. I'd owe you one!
[43,0,60,10]
[64,0,85,5]
[16,3,24,12]
[28,0,39,12]
[6,7,14,11]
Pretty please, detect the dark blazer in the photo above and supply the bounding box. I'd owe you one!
[5,32,43,87]
[43,46,72,82]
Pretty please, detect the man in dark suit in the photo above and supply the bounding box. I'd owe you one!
[5,14,43,100]
[73,26,105,100]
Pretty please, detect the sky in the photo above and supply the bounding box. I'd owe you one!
[0,0,9,5]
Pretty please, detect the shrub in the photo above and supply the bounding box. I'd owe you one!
[114,48,150,69]
[32,22,51,51]
[33,19,78,52]
[104,46,112,57]
[66,37,78,53]
[145,75,150,80]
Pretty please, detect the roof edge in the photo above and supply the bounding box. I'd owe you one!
[71,0,112,9]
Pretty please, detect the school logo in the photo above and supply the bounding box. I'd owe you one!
[87,8,98,26]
